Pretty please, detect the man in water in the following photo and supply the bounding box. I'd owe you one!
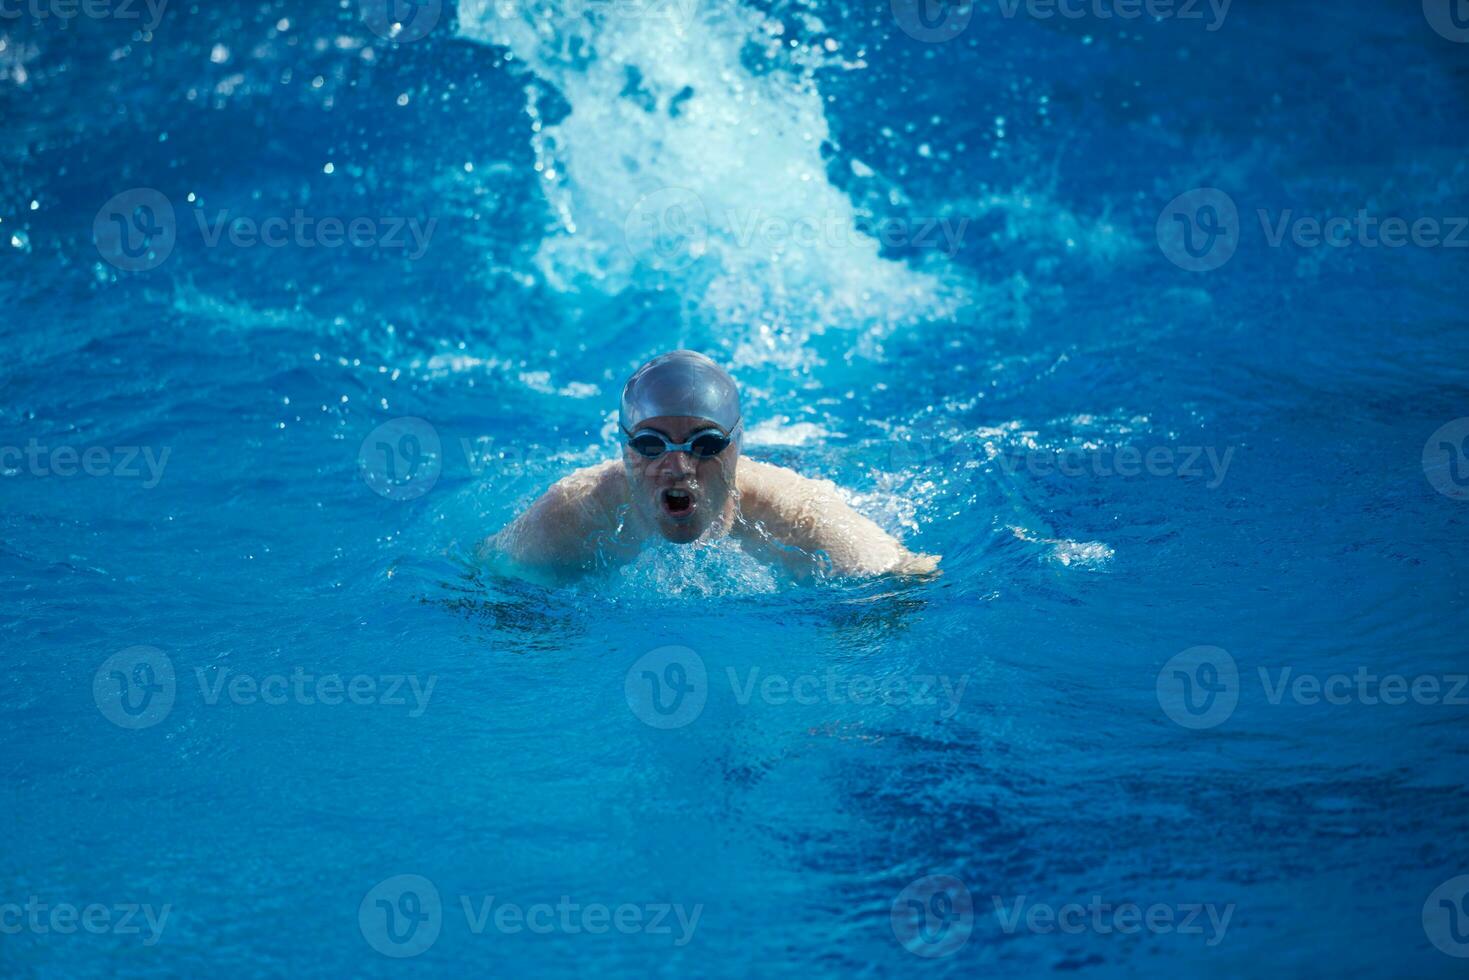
[488,350,939,582]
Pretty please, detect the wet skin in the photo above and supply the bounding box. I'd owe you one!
[486,415,940,582]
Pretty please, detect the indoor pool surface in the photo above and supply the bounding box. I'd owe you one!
[3,0,1468,976]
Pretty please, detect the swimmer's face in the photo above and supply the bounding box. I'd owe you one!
[622,415,739,544]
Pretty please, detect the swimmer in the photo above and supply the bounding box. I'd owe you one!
[484,350,940,583]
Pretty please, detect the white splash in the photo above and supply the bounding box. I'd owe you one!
[1009,525,1114,570]
[742,419,831,447]
[456,0,963,359]
[605,536,783,597]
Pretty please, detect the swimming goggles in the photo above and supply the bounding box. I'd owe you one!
[621,424,737,459]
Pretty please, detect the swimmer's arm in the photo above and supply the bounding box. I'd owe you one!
[479,462,619,581]
[736,460,941,579]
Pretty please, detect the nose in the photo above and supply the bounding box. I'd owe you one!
[658,450,696,477]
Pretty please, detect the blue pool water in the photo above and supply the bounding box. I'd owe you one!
[4,0,1469,975]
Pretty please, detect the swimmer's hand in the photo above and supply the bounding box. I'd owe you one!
[894,551,943,577]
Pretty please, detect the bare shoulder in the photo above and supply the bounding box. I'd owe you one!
[735,458,833,513]
[485,459,626,566]
[735,458,940,577]
[736,457,889,538]
[547,458,625,510]
[528,459,626,532]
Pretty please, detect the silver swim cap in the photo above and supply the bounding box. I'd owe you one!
[619,350,742,435]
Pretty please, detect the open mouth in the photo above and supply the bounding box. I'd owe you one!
[660,488,696,519]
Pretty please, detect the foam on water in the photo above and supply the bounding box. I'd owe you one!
[594,535,784,597]
[456,0,965,361]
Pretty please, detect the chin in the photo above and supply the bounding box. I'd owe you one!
[657,521,706,544]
